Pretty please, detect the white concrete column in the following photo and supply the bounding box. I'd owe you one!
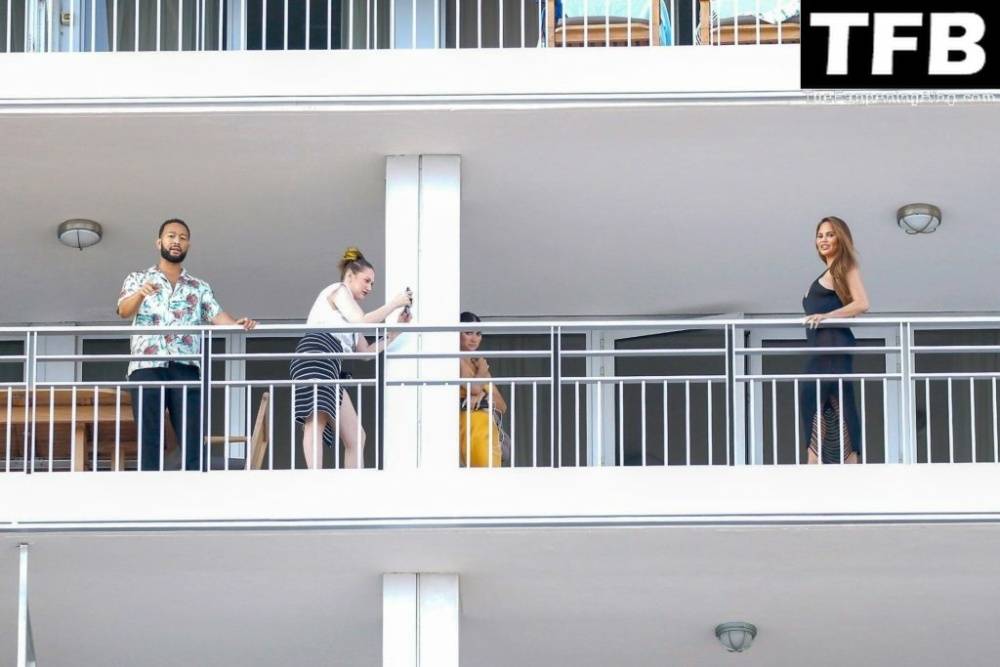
[384,155,461,470]
[383,573,460,667]
[17,543,36,667]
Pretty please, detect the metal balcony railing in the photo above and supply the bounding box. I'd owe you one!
[0,0,799,53]
[3,315,1000,472]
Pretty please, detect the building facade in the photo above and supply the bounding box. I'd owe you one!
[2,1,1000,665]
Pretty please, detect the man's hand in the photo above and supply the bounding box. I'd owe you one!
[117,282,158,319]
[138,282,159,298]
[211,312,257,330]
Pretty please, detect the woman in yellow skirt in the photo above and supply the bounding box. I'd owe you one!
[459,312,507,467]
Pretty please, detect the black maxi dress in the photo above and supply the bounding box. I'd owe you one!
[800,274,862,462]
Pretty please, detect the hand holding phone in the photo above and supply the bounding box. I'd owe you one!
[402,286,413,316]
[394,287,414,312]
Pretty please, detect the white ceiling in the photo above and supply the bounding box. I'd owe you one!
[3,522,1000,666]
[0,101,997,323]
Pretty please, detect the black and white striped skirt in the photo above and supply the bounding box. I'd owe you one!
[289,332,344,448]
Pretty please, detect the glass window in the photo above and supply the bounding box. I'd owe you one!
[0,339,25,383]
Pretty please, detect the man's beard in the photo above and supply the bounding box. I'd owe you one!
[160,247,187,264]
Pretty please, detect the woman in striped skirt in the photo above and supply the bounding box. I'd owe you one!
[291,247,413,469]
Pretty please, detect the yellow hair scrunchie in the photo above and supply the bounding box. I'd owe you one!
[343,247,361,262]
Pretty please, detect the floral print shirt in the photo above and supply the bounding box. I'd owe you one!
[118,266,222,376]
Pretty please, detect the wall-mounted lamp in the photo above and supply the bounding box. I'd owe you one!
[715,622,757,653]
[57,219,103,250]
[897,203,942,235]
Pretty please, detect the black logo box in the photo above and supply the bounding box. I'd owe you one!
[801,0,1000,89]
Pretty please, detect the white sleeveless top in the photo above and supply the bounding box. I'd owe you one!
[306,283,359,352]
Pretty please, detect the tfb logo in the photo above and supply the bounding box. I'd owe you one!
[801,1,998,88]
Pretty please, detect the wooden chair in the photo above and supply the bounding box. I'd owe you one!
[698,0,800,45]
[204,391,271,470]
[546,0,661,47]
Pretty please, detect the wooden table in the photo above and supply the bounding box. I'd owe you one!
[0,387,144,471]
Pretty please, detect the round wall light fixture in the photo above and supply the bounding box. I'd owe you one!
[715,622,757,653]
[897,203,942,235]
[57,219,103,250]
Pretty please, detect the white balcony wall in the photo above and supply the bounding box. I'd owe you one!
[0,45,799,106]
[3,464,1000,527]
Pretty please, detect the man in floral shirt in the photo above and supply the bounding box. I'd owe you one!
[117,219,256,471]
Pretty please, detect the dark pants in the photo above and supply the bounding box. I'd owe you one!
[128,363,202,471]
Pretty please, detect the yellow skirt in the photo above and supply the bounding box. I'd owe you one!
[459,410,502,467]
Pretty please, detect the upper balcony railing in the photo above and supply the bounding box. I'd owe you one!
[2,315,1000,473]
[0,0,800,53]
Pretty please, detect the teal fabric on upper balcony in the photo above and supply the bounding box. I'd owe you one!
[708,0,799,22]
[559,0,674,45]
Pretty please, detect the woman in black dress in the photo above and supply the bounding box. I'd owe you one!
[800,217,870,464]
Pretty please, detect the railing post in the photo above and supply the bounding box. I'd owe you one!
[25,332,38,474]
[201,328,211,471]
[725,323,735,466]
[729,323,749,466]
[551,326,562,467]
[376,324,384,470]
[899,321,915,464]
